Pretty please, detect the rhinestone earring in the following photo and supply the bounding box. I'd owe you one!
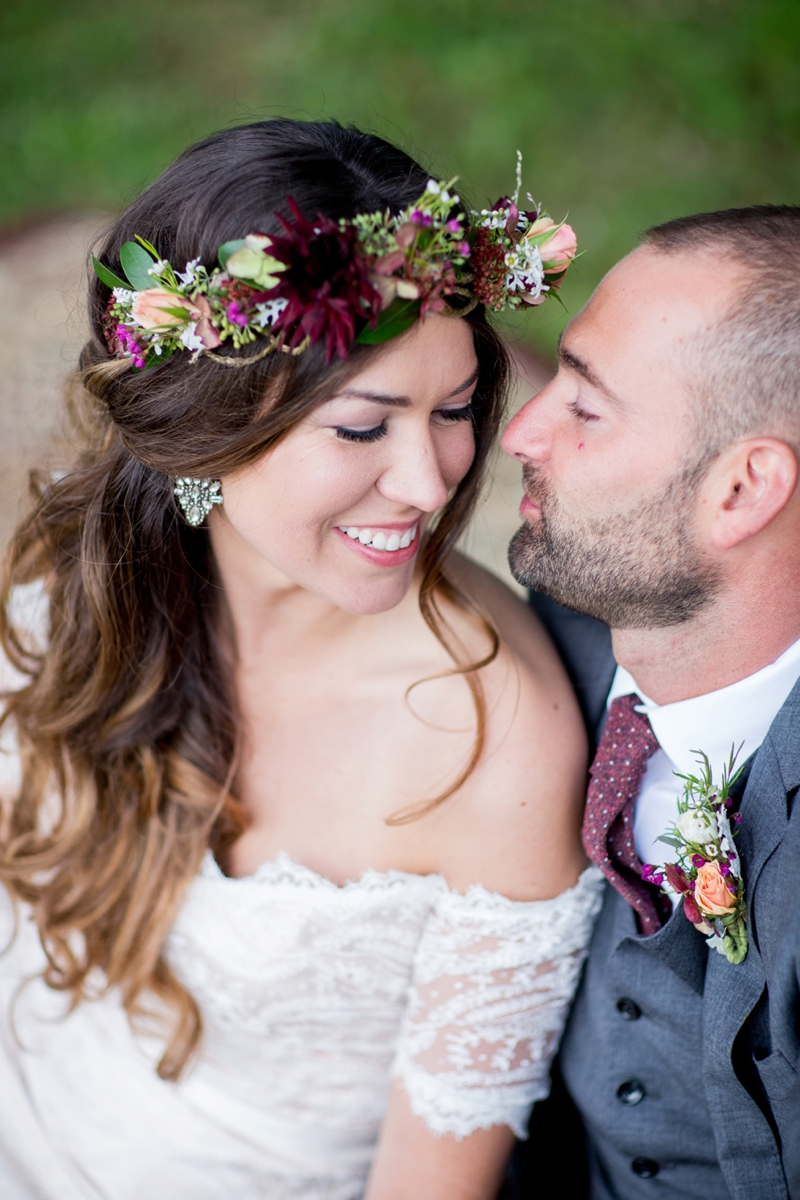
[173,477,223,527]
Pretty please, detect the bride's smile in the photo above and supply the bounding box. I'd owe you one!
[334,520,419,562]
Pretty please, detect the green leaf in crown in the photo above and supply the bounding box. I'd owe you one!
[357,298,421,345]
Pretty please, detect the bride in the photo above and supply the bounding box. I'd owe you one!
[0,118,600,1199]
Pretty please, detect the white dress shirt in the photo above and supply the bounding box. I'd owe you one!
[606,635,800,873]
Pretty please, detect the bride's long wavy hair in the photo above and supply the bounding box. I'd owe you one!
[0,118,510,1080]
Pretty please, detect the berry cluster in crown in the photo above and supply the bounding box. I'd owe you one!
[93,170,577,369]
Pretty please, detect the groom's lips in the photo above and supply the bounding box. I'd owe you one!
[520,494,540,519]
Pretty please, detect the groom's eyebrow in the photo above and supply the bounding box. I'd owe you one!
[558,338,626,409]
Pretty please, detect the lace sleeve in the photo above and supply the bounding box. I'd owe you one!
[392,865,603,1139]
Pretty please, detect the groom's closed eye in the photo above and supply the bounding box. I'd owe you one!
[558,339,626,411]
[568,399,601,424]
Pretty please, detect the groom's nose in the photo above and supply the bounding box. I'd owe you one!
[501,391,552,464]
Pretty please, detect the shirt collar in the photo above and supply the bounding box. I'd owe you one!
[607,635,800,776]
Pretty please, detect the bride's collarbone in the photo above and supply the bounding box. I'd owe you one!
[229,671,490,885]
[225,587,582,895]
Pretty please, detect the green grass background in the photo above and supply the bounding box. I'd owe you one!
[2,0,798,356]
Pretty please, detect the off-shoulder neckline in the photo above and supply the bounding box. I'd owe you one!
[202,850,442,893]
[200,849,602,909]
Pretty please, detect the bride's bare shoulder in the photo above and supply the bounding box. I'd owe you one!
[427,553,588,901]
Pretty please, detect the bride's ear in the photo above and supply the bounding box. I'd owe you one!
[706,437,798,551]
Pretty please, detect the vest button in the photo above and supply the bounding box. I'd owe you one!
[617,1079,646,1105]
[616,997,641,1020]
[631,1157,660,1178]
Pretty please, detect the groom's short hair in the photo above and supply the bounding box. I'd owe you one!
[642,205,800,455]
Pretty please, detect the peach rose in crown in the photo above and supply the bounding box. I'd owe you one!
[694,861,737,917]
[131,289,221,348]
[526,217,578,272]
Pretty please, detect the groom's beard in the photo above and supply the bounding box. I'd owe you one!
[508,463,722,628]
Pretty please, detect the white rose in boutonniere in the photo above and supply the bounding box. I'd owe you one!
[642,747,747,965]
[675,809,714,844]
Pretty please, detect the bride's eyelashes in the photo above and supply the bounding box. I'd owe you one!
[334,404,473,443]
[335,423,387,443]
[434,403,473,424]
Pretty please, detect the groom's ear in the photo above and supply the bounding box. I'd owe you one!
[706,438,798,551]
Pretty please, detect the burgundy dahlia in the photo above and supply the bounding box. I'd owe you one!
[267,198,382,361]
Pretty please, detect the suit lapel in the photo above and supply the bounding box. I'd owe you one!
[737,678,800,930]
[702,942,787,1198]
[700,677,800,1197]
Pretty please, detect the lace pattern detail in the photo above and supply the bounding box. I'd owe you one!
[166,854,449,1137]
[392,867,604,1138]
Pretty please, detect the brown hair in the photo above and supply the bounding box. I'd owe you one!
[0,119,510,1079]
[643,205,800,455]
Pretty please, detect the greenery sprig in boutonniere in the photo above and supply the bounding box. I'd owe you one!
[642,748,747,964]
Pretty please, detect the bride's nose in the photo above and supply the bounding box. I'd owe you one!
[376,428,451,513]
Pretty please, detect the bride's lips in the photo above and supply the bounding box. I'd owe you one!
[334,522,420,567]
[520,493,539,519]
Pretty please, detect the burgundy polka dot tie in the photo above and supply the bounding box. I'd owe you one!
[582,693,672,936]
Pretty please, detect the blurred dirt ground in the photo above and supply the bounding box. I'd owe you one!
[0,217,550,595]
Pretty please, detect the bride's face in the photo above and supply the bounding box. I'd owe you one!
[212,315,479,615]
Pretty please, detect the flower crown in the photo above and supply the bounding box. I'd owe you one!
[93,168,577,370]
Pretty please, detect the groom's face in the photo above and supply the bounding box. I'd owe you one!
[502,246,739,628]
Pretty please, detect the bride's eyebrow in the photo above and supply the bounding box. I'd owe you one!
[337,366,480,408]
[445,366,480,397]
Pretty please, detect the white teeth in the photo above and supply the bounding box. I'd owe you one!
[339,522,418,552]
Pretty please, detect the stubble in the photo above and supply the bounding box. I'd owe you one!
[508,462,721,628]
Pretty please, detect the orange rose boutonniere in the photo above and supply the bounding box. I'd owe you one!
[642,748,747,965]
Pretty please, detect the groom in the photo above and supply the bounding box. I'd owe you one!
[502,206,800,1199]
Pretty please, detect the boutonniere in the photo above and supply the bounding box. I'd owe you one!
[641,747,747,964]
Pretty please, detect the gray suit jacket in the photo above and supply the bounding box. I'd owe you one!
[521,595,799,1200]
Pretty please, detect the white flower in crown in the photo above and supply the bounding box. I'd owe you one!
[176,258,202,287]
[504,242,545,297]
[179,322,207,352]
[477,207,511,230]
[254,297,289,328]
[112,287,138,304]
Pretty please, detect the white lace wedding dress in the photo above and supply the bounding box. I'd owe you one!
[0,846,602,1199]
